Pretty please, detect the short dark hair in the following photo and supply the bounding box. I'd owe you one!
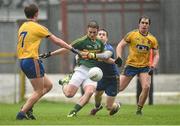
[88,20,99,29]
[99,28,108,37]
[24,4,39,18]
[139,16,151,25]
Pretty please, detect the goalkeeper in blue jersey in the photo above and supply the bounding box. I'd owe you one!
[89,29,120,116]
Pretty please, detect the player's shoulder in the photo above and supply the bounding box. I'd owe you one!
[148,32,156,38]
[125,29,138,37]
[23,21,48,31]
[76,35,88,41]
[105,43,114,51]
[34,22,48,30]
[148,32,158,42]
[72,35,87,45]
[96,39,104,45]
[105,43,113,48]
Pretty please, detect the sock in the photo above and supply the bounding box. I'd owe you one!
[95,103,101,108]
[137,105,143,112]
[73,104,82,113]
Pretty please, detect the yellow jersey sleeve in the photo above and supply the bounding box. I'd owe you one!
[17,21,51,59]
[36,25,52,38]
[151,36,159,50]
[124,30,137,43]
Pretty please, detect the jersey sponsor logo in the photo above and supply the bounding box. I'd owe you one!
[136,44,149,52]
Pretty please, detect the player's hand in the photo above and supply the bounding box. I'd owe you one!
[87,52,96,59]
[81,51,96,59]
[148,66,154,75]
[70,48,82,57]
[115,57,123,67]
[39,52,51,59]
[80,51,88,59]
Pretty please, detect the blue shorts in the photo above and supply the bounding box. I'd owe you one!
[122,65,149,77]
[97,76,119,97]
[20,58,45,79]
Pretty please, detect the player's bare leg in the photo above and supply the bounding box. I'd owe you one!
[68,85,95,117]
[106,96,120,115]
[16,75,53,120]
[136,73,151,115]
[62,84,78,98]
[119,75,133,91]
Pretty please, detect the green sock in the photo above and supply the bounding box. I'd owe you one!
[137,105,143,112]
[73,104,82,113]
[95,103,101,108]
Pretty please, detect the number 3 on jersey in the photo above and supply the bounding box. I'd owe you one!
[20,31,27,47]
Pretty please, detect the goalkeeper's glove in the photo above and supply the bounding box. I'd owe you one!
[114,57,123,67]
[39,52,51,59]
[70,48,81,57]
[148,66,154,75]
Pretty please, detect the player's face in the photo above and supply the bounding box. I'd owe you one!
[87,27,98,41]
[97,30,108,43]
[139,18,150,35]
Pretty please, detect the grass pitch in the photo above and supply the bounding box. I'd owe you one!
[0,101,180,125]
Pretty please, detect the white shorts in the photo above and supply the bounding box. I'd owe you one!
[68,65,97,88]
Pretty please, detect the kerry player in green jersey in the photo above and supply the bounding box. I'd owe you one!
[40,21,104,117]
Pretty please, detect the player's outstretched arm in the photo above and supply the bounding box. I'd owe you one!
[39,48,70,59]
[39,52,51,59]
[48,34,71,49]
[80,50,113,60]
[48,34,81,56]
[103,58,115,64]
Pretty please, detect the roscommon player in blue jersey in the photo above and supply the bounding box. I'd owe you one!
[90,29,120,116]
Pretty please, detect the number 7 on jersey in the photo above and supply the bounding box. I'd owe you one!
[20,31,27,47]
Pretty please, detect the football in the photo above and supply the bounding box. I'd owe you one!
[88,67,103,81]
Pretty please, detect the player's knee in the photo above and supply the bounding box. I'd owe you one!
[64,92,75,98]
[65,95,74,98]
[119,84,126,91]
[36,90,44,97]
[47,84,53,91]
[85,90,94,96]
[142,84,150,91]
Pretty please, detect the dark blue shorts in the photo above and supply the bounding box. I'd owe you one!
[20,58,45,79]
[97,76,119,97]
[122,65,149,77]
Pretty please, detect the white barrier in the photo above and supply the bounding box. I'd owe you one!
[25,74,180,104]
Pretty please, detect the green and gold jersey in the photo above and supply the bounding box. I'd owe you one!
[124,29,159,67]
[71,35,104,68]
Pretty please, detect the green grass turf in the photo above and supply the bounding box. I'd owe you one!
[0,101,180,125]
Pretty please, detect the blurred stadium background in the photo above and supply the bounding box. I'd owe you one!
[0,0,179,104]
